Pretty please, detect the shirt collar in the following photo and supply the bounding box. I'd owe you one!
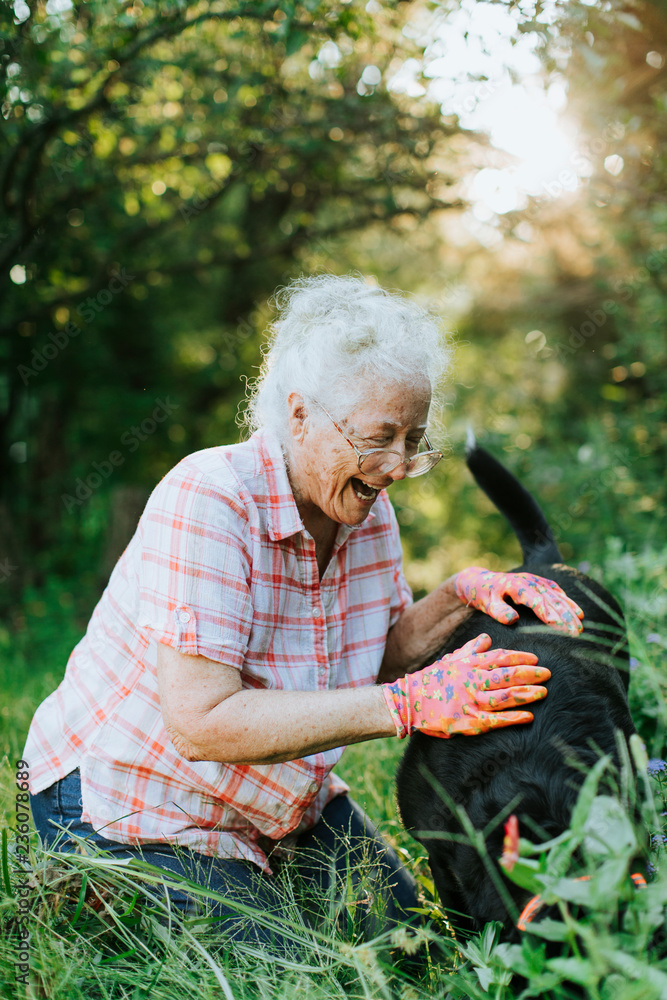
[255,428,304,541]
[254,427,376,542]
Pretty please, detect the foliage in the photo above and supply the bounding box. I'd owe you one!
[0,838,440,998]
[0,0,460,610]
[1,541,666,997]
[2,0,666,993]
[443,749,667,1000]
[447,0,667,560]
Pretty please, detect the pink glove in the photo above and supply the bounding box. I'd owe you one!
[382,633,551,739]
[454,566,584,636]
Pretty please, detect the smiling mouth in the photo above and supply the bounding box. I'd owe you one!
[351,476,381,502]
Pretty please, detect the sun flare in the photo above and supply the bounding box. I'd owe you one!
[466,84,581,217]
[419,0,585,218]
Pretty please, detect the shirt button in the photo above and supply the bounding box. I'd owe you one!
[308,781,319,794]
[312,607,322,618]
[178,611,191,624]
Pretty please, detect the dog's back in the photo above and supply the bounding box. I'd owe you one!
[395,441,636,934]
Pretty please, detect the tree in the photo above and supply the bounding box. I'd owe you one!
[1,0,463,607]
[405,0,667,568]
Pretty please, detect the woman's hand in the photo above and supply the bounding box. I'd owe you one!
[381,633,551,739]
[454,566,584,636]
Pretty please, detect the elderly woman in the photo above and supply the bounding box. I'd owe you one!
[26,274,581,961]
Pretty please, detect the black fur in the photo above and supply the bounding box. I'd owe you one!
[395,442,636,939]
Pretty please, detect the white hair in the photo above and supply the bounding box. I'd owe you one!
[239,273,451,442]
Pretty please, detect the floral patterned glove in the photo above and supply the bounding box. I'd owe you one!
[454,566,584,636]
[382,633,551,739]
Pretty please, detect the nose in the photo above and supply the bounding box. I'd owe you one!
[387,458,408,481]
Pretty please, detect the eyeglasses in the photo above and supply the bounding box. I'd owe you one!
[318,404,443,478]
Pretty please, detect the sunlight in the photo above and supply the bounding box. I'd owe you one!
[421,0,584,217]
[467,83,580,212]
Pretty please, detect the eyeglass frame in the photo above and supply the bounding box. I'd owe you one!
[316,403,443,478]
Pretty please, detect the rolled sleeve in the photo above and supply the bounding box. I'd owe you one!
[137,464,252,668]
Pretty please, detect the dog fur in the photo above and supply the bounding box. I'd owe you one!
[395,440,636,938]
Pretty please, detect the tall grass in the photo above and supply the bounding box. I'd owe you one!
[1,537,666,998]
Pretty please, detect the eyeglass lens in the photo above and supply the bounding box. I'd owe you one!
[359,451,440,477]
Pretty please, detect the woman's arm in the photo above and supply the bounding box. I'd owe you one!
[377,574,474,684]
[157,642,396,766]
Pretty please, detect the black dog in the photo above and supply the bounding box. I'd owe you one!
[395,440,636,939]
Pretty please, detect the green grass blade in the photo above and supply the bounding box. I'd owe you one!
[69,872,88,926]
[1,827,13,898]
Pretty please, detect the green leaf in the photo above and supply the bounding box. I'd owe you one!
[495,941,530,975]
[569,755,612,834]
[479,920,502,961]
[583,796,637,860]
[600,948,667,997]
[501,857,546,895]
[520,916,571,942]
[415,873,435,896]
[463,921,501,966]
[475,967,494,991]
[594,857,635,898]
[549,876,594,906]
[547,956,599,987]
[285,28,310,57]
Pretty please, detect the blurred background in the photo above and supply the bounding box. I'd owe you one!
[1,0,666,700]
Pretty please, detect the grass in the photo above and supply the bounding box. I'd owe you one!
[1,536,666,998]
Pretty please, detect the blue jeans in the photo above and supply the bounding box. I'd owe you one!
[30,769,423,962]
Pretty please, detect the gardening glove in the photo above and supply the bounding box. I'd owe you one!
[382,632,551,739]
[454,566,584,636]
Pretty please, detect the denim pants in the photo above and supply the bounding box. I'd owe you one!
[30,769,422,962]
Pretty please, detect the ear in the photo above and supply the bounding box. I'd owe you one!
[287,391,309,445]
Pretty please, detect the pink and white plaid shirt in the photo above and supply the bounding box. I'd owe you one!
[25,428,412,873]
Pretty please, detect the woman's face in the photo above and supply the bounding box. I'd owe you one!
[287,379,432,528]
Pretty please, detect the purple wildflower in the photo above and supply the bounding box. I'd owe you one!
[648,759,667,777]
[647,633,661,644]
[629,657,639,671]
[652,834,667,848]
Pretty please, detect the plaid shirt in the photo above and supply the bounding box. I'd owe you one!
[25,428,412,873]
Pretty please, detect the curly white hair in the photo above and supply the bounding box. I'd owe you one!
[240,273,451,442]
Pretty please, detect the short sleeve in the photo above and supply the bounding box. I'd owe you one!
[136,462,253,669]
[385,498,413,629]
